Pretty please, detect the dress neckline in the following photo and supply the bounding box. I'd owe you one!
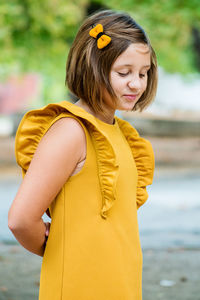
[66,101,118,130]
[93,114,118,129]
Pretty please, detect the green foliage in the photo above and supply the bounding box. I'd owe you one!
[102,0,200,74]
[0,0,200,107]
[0,0,87,105]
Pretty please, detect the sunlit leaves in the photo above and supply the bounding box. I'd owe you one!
[0,0,199,107]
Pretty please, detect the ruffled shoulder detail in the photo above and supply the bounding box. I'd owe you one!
[15,102,77,176]
[87,123,119,219]
[15,101,119,219]
[116,116,155,209]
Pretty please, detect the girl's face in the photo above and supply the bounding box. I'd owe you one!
[105,43,151,111]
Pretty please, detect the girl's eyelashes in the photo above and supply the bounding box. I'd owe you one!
[117,72,129,77]
[117,72,147,78]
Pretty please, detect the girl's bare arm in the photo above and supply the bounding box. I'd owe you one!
[8,117,86,256]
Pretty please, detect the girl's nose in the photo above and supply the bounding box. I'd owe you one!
[128,76,142,90]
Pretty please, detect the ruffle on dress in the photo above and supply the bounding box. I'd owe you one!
[86,123,119,219]
[116,117,155,209]
[15,104,73,176]
[15,101,154,219]
[15,101,119,219]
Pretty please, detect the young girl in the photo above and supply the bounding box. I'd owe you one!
[8,9,157,300]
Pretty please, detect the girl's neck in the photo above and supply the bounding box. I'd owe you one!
[74,99,115,125]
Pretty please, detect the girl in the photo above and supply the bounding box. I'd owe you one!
[8,9,158,300]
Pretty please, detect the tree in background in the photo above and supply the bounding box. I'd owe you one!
[0,0,199,106]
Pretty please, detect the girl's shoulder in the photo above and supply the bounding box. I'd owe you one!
[15,101,88,177]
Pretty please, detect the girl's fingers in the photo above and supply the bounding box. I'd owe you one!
[45,222,51,236]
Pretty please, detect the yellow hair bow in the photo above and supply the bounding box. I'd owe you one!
[89,23,111,49]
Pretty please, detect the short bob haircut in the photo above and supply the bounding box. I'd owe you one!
[66,9,158,115]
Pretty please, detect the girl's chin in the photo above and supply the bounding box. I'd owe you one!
[117,102,137,111]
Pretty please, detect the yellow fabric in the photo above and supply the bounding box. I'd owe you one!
[89,23,111,49]
[97,35,111,49]
[15,100,155,300]
[89,24,104,38]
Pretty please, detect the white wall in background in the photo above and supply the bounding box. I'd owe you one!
[146,67,200,116]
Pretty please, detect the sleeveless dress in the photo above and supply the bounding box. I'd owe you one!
[15,100,155,300]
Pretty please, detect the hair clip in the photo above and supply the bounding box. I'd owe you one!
[89,24,111,49]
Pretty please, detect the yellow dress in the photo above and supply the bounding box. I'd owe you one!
[15,100,155,300]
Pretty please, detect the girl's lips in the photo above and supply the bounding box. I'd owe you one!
[123,94,138,101]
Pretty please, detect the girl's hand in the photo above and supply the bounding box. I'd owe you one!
[44,222,51,238]
[43,222,51,250]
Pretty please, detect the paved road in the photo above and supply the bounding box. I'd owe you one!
[1,168,200,250]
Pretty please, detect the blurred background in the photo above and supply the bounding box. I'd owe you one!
[0,0,200,299]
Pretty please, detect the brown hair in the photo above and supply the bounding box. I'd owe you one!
[66,9,158,114]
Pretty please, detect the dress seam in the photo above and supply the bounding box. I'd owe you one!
[90,131,104,217]
[60,186,65,299]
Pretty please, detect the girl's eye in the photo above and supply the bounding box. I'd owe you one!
[117,72,147,78]
[117,72,129,77]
